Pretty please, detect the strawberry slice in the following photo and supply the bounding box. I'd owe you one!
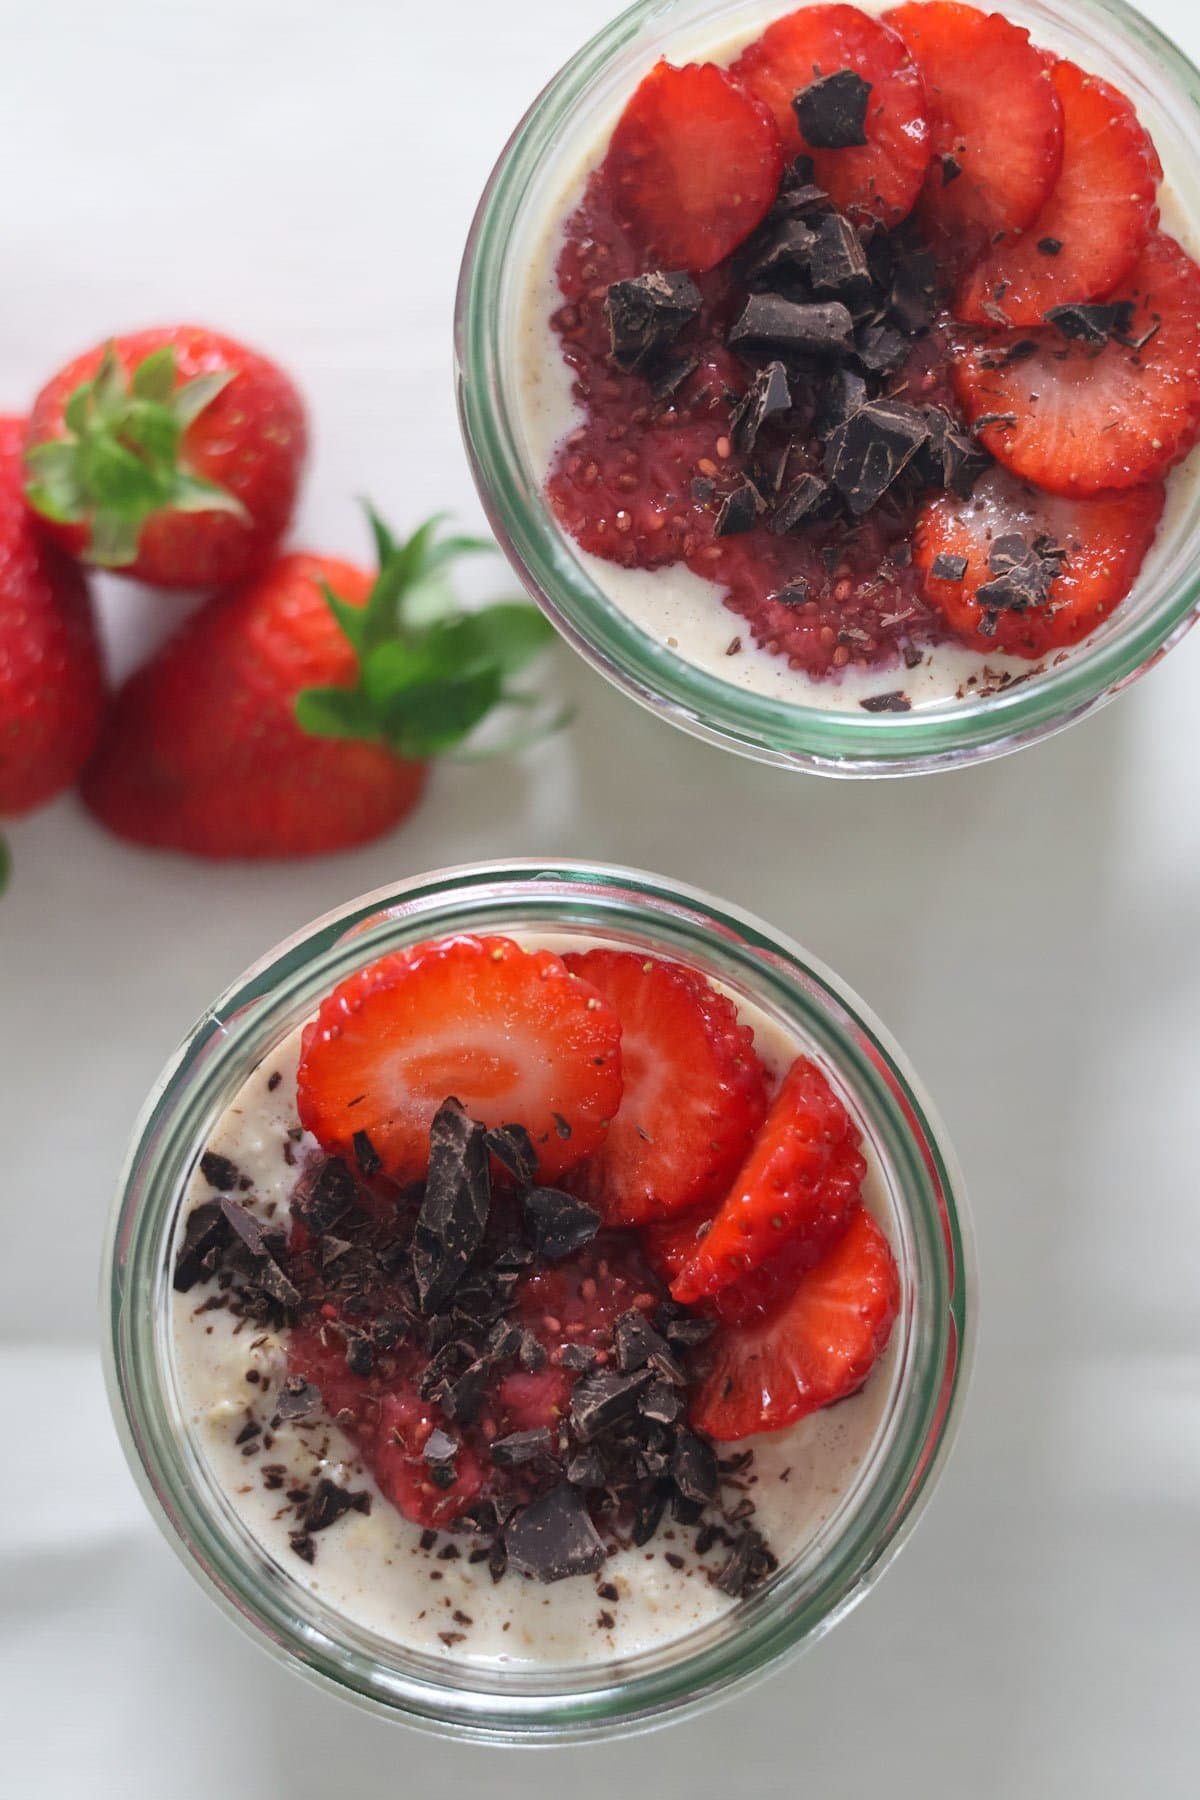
[886,3,1062,265]
[296,935,623,1186]
[671,1056,865,1307]
[604,60,784,272]
[731,4,931,226]
[914,467,1165,656]
[689,1206,900,1440]
[562,951,769,1227]
[957,61,1160,326]
[954,232,1200,493]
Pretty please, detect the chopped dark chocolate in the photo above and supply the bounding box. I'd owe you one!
[1045,300,1135,347]
[887,246,937,335]
[769,472,830,534]
[746,216,817,282]
[569,1369,655,1441]
[613,1309,670,1374]
[825,400,929,514]
[490,1427,555,1468]
[714,482,762,537]
[854,321,909,375]
[303,1477,370,1534]
[715,1528,770,1597]
[860,690,912,712]
[559,1342,601,1373]
[345,1335,374,1376]
[672,1432,719,1508]
[484,1122,538,1186]
[931,552,968,581]
[604,270,702,372]
[639,1380,683,1425]
[423,1428,459,1467]
[218,1199,300,1308]
[504,1484,607,1583]
[200,1150,241,1192]
[940,152,962,184]
[173,1199,230,1292]
[352,1129,382,1176]
[648,352,699,400]
[662,1313,718,1350]
[411,1098,491,1314]
[916,406,991,498]
[440,1358,490,1425]
[975,530,1065,612]
[522,1187,602,1262]
[806,213,871,298]
[1037,236,1063,256]
[729,361,791,454]
[793,68,871,149]
[632,1486,668,1546]
[275,1374,320,1422]
[298,1157,357,1233]
[815,365,867,436]
[728,293,853,356]
[776,578,811,606]
[566,1449,607,1488]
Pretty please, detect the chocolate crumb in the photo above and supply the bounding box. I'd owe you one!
[1037,236,1063,256]
[860,690,911,713]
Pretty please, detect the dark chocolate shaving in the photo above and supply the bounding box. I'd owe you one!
[793,69,871,149]
[1045,300,1136,347]
[411,1098,491,1314]
[504,1483,607,1583]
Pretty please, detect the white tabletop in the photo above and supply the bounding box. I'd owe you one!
[2,0,1198,1792]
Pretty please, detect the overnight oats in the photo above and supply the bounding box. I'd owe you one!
[459,0,1200,768]
[106,865,971,1737]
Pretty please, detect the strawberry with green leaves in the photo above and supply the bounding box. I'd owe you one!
[24,326,306,588]
[81,512,560,859]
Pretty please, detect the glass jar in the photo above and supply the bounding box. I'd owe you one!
[104,861,973,1741]
[455,0,1200,775]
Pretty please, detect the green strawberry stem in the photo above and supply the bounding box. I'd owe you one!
[24,343,248,567]
[294,508,567,763]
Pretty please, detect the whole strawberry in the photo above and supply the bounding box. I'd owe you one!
[81,512,557,859]
[0,414,105,852]
[24,326,307,588]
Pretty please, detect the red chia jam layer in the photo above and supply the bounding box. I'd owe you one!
[173,935,900,1597]
[544,2,1200,695]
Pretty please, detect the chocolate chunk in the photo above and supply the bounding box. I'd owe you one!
[517,1328,548,1373]
[815,365,867,436]
[484,1122,538,1186]
[715,482,762,537]
[774,156,832,221]
[491,1427,554,1468]
[569,1369,655,1441]
[888,247,937,335]
[855,321,909,375]
[729,361,791,454]
[639,1380,682,1425]
[559,1342,601,1373]
[200,1150,241,1192]
[299,1157,357,1233]
[504,1483,607,1583]
[345,1335,374,1376]
[482,1319,522,1362]
[662,1314,718,1350]
[613,1310,670,1373]
[806,213,871,298]
[289,1532,315,1564]
[825,400,929,513]
[916,407,990,497]
[672,1432,718,1507]
[751,442,792,496]
[648,352,699,400]
[1037,236,1063,256]
[715,1529,771,1597]
[793,69,871,149]
[275,1374,320,1422]
[860,690,912,712]
[940,153,962,184]
[729,294,853,356]
[218,1199,300,1308]
[632,1486,667,1546]
[566,1450,606,1488]
[975,530,1064,612]
[423,1428,459,1467]
[1045,300,1135,347]
[604,270,702,372]
[303,1477,370,1534]
[746,217,817,282]
[523,1187,602,1262]
[352,1130,382,1176]
[769,472,830,534]
[441,1358,489,1424]
[173,1200,230,1292]
[931,552,967,581]
[776,578,811,606]
[411,1099,491,1314]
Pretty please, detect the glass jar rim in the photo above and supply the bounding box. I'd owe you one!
[455,0,1200,774]
[103,860,975,1741]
